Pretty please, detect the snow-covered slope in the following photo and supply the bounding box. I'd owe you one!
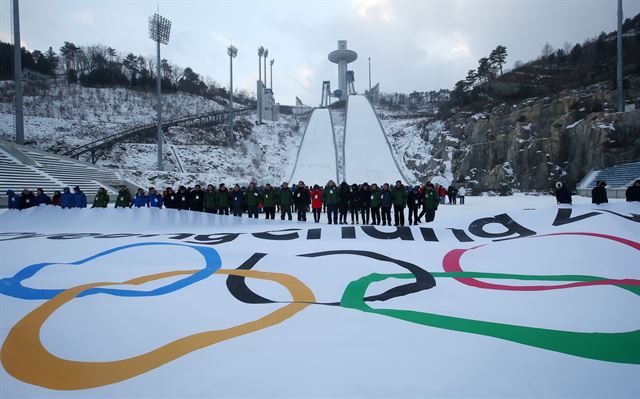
[344,95,406,184]
[289,108,338,185]
[1,201,638,398]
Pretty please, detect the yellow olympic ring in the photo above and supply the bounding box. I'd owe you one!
[1,268,315,390]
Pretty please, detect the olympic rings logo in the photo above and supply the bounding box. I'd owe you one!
[1,232,638,390]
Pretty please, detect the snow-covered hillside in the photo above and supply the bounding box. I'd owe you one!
[0,82,306,189]
[0,83,224,124]
[97,114,303,188]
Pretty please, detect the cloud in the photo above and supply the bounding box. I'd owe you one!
[214,32,232,46]
[351,0,393,22]
[294,66,314,90]
[415,32,474,65]
[0,31,29,50]
[73,10,94,27]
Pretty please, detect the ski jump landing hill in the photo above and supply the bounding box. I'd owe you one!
[289,108,339,185]
[344,95,409,184]
[290,95,410,186]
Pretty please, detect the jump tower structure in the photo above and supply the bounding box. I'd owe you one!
[328,40,357,102]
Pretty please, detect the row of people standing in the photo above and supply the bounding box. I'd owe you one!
[6,186,88,210]
[110,180,445,226]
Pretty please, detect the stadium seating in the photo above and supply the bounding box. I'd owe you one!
[577,161,640,198]
[0,141,137,207]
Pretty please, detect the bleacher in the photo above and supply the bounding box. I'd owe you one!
[0,141,137,207]
[22,150,122,195]
[577,161,640,198]
[0,149,61,195]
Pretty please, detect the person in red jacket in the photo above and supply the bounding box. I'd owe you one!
[437,184,447,204]
[311,184,323,223]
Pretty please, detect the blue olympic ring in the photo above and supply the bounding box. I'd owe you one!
[0,242,221,300]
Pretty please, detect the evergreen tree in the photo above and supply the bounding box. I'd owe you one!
[489,45,507,75]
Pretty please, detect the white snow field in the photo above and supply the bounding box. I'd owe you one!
[289,108,338,185]
[344,95,407,184]
[0,201,639,398]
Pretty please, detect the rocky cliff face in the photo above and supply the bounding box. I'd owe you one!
[397,78,640,193]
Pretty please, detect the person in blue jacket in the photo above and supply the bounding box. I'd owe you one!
[6,190,19,209]
[131,188,147,208]
[147,187,164,208]
[60,187,75,208]
[73,186,87,208]
[34,188,51,206]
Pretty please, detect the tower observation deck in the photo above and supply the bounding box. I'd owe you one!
[328,40,357,101]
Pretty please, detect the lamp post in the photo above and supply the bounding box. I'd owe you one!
[257,46,264,124]
[148,13,171,171]
[368,57,371,93]
[270,59,274,90]
[227,45,238,144]
[263,49,268,88]
[616,0,624,112]
[12,0,24,145]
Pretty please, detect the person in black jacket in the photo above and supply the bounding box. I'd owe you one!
[230,184,244,217]
[380,183,392,226]
[190,184,205,212]
[348,183,360,224]
[19,188,36,210]
[407,186,419,225]
[447,185,458,205]
[359,182,371,225]
[555,182,572,204]
[338,181,350,224]
[591,181,608,205]
[163,187,177,209]
[294,181,311,222]
[176,186,190,210]
[626,180,640,202]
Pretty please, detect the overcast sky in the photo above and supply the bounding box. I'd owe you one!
[1,0,639,105]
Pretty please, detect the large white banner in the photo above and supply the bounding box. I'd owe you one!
[1,203,639,398]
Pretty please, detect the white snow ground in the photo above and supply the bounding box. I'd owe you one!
[0,199,638,398]
[289,108,338,185]
[344,95,406,184]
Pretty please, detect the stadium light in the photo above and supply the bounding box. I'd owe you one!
[263,49,269,87]
[13,0,24,145]
[257,46,264,124]
[227,45,238,144]
[270,59,274,90]
[148,13,172,171]
[616,0,624,112]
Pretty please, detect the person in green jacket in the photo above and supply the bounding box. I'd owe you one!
[262,183,276,219]
[203,184,217,214]
[278,182,293,221]
[370,183,382,225]
[91,187,110,208]
[420,183,440,223]
[392,180,408,226]
[114,186,131,208]
[217,183,230,215]
[322,180,339,224]
[246,182,261,219]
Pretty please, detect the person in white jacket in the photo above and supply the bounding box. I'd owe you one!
[457,187,466,205]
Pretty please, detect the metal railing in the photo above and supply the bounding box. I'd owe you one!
[63,106,252,162]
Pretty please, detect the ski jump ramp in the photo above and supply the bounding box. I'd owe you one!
[344,95,409,184]
[289,108,339,185]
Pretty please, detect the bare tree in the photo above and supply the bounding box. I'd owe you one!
[541,42,555,58]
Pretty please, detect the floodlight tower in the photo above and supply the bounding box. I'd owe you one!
[227,45,238,144]
[616,0,624,112]
[257,46,264,124]
[270,59,274,90]
[328,40,357,101]
[12,0,24,145]
[149,12,171,171]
